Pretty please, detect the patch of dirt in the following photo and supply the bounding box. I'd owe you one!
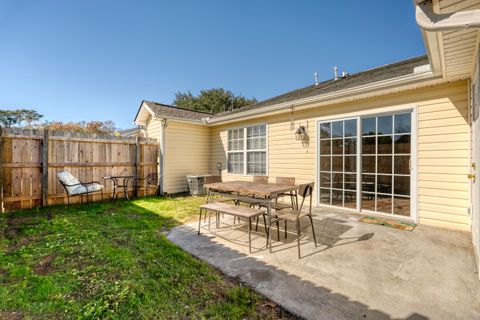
[189,268,297,319]
[0,311,23,320]
[112,236,131,246]
[7,234,43,252]
[34,254,57,275]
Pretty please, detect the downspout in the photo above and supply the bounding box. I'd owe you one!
[415,0,480,31]
[159,119,167,195]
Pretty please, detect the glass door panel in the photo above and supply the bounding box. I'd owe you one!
[360,113,411,216]
[318,119,357,208]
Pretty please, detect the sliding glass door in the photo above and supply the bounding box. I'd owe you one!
[318,111,413,218]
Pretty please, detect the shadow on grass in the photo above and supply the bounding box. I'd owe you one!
[0,197,295,319]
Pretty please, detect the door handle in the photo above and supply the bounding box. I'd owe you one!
[468,174,476,180]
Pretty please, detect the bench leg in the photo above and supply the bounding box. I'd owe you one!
[198,208,202,235]
[208,211,211,230]
[248,217,252,254]
[285,220,288,239]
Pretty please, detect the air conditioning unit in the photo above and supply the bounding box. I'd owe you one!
[186,174,210,195]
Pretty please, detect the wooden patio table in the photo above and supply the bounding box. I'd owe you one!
[203,180,298,252]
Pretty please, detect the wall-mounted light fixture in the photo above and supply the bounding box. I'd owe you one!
[295,125,307,141]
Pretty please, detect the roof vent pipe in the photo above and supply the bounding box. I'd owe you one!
[334,67,339,80]
[415,0,480,31]
[342,71,348,78]
[314,72,319,86]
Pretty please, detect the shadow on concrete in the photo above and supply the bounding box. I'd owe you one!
[169,222,428,320]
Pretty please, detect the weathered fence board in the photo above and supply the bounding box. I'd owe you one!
[0,128,159,211]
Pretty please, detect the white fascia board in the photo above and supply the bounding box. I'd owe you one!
[207,71,444,125]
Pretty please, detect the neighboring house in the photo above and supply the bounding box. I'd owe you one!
[135,0,480,275]
[118,127,142,138]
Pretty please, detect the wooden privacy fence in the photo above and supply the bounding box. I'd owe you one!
[0,127,159,212]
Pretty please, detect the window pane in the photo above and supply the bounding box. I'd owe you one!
[394,196,410,216]
[377,115,392,135]
[362,156,375,173]
[332,156,343,172]
[228,152,244,174]
[395,113,411,134]
[332,190,343,206]
[320,123,331,139]
[394,156,410,174]
[362,174,375,193]
[345,119,357,137]
[332,173,343,189]
[344,156,356,172]
[394,176,410,196]
[362,117,376,136]
[344,138,357,154]
[344,174,356,190]
[247,125,266,150]
[362,193,375,211]
[377,136,392,154]
[320,156,331,171]
[394,135,411,154]
[377,194,392,214]
[320,188,331,205]
[247,152,266,175]
[332,139,343,155]
[377,156,392,174]
[320,172,331,188]
[362,137,375,154]
[344,191,357,208]
[377,175,392,194]
[332,121,343,138]
[320,140,331,154]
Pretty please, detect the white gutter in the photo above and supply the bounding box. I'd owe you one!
[207,68,442,125]
[415,0,480,31]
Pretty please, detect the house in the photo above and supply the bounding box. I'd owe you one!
[118,127,142,138]
[134,0,480,276]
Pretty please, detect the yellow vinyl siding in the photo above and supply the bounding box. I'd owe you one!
[164,121,210,193]
[210,81,471,231]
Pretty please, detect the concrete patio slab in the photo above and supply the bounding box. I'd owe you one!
[168,209,480,319]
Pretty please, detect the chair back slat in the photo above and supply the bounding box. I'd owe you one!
[204,175,222,184]
[297,182,314,214]
[253,176,269,184]
[276,176,295,185]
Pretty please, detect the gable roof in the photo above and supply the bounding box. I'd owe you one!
[143,101,212,120]
[212,55,430,118]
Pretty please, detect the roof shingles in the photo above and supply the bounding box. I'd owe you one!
[213,55,429,118]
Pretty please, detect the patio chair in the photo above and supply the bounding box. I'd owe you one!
[132,172,159,196]
[57,171,104,206]
[253,176,269,184]
[255,176,297,234]
[270,182,317,258]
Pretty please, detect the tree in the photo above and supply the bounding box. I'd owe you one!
[173,88,257,114]
[0,109,43,127]
[42,120,118,135]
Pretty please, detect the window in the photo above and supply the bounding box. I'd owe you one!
[227,124,267,175]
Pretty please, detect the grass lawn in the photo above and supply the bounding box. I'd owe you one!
[0,196,294,319]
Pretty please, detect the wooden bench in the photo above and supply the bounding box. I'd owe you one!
[198,202,267,253]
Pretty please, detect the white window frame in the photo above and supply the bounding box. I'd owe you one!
[226,123,268,176]
[315,105,418,222]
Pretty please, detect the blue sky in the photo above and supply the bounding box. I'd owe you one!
[0,1,425,129]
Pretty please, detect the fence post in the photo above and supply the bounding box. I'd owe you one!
[0,126,4,213]
[135,136,141,197]
[41,129,49,207]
